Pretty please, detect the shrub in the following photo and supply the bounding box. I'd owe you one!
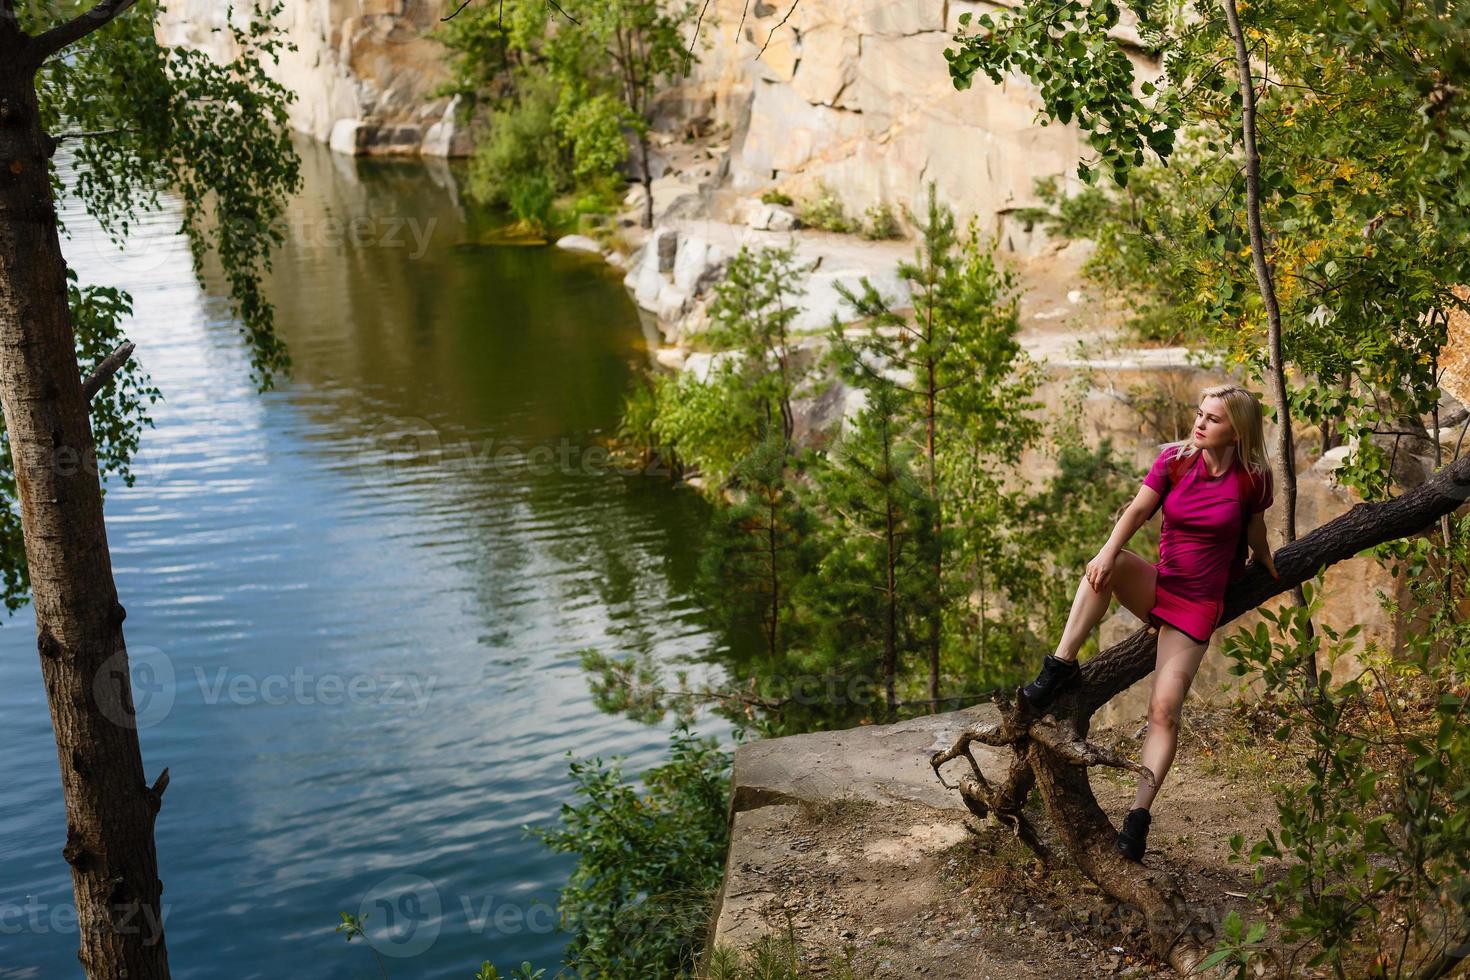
[466,72,570,207]
[861,203,902,240]
[760,189,794,206]
[1215,551,1470,979]
[534,726,733,978]
[506,174,556,236]
[704,935,863,979]
[798,183,856,233]
[616,376,667,470]
[554,92,632,181]
[652,368,760,488]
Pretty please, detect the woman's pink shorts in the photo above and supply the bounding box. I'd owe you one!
[1147,580,1220,645]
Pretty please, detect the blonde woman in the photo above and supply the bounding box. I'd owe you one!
[1020,383,1278,862]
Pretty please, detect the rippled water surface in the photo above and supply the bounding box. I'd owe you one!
[0,140,735,978]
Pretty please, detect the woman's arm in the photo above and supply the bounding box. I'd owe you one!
[1246,510,1278,578]
[1085,485,1160,592]
[1100,485,1160,558]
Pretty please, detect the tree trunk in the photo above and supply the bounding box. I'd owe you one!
[884,495,898,719]
[0,48,171,979]
[977,564,986,674]
[638,134,654,230]
[1222,0,1318,685]
[933,454,1470,974]
[925,364,941,713]
[767,493,779,659]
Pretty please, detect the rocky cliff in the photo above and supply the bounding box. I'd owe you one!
[156,0,472,157]
[669,0,1155,252]
[156,0,1150,246]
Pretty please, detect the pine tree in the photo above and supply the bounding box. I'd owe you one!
[807,364,929,717]
[697,433,818,664]
[830,184,1041,711]
[705,244,813,451]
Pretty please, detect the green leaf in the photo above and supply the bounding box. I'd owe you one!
[1198,950,1234,970]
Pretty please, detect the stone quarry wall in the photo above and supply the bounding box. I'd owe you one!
[155,0,472,157]
[156,1,1154,249]
[668,0,1156,254]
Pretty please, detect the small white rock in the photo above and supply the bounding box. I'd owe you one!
[555,234,602,254]
[767,207,799,232]
[656,282,692,322]
[654,348,686,370]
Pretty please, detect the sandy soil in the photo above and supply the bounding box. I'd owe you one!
[711,703,1311,979]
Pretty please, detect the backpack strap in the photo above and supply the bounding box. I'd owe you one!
[1168,448,1193,485]
[1228,463,1261,581]
[1149,448,1259,556]
[1148,446,1195,519]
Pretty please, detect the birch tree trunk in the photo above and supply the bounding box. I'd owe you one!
[0,31,171,980]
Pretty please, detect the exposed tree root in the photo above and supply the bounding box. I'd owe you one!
[930,456,1470,974]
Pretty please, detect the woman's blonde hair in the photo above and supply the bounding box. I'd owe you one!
[1167,383,1270,483]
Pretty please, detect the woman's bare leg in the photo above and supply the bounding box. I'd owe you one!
[1053,550,1158,663]
[1133,624,1207,810]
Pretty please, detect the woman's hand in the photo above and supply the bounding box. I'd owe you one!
[1257,549,1279,580]
[1085,550,1117,593]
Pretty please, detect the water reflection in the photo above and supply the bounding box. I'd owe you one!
[0,136,735,979]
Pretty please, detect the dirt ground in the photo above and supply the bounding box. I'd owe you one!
[711,702,1312,979]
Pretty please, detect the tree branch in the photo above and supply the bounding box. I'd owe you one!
[756,0,798,60]
[1069,450,1470,719]
[686,0,713,66]
[1029,719,1157,783]
[53,129,133,142]
[440,0,477,21]
[81,341,134,401]
[28,0,140,65]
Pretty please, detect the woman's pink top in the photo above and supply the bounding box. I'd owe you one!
[1142,446,1272,639]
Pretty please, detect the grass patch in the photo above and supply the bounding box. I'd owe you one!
[703,935,870,979]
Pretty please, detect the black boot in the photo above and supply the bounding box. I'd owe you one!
[1115,807,1151,862]
[1021,654,1080,711]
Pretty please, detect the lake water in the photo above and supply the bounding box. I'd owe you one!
[0,138,738,978]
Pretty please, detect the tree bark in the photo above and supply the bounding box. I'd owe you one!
[883,429,898,719]
[1222,0,1318,685]
[1222,0,1295,541]
[0,39,171,980]
[924,313,941,713]
[933,453,1470,974]
[638,134,654,229]
[767,491,779,659]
